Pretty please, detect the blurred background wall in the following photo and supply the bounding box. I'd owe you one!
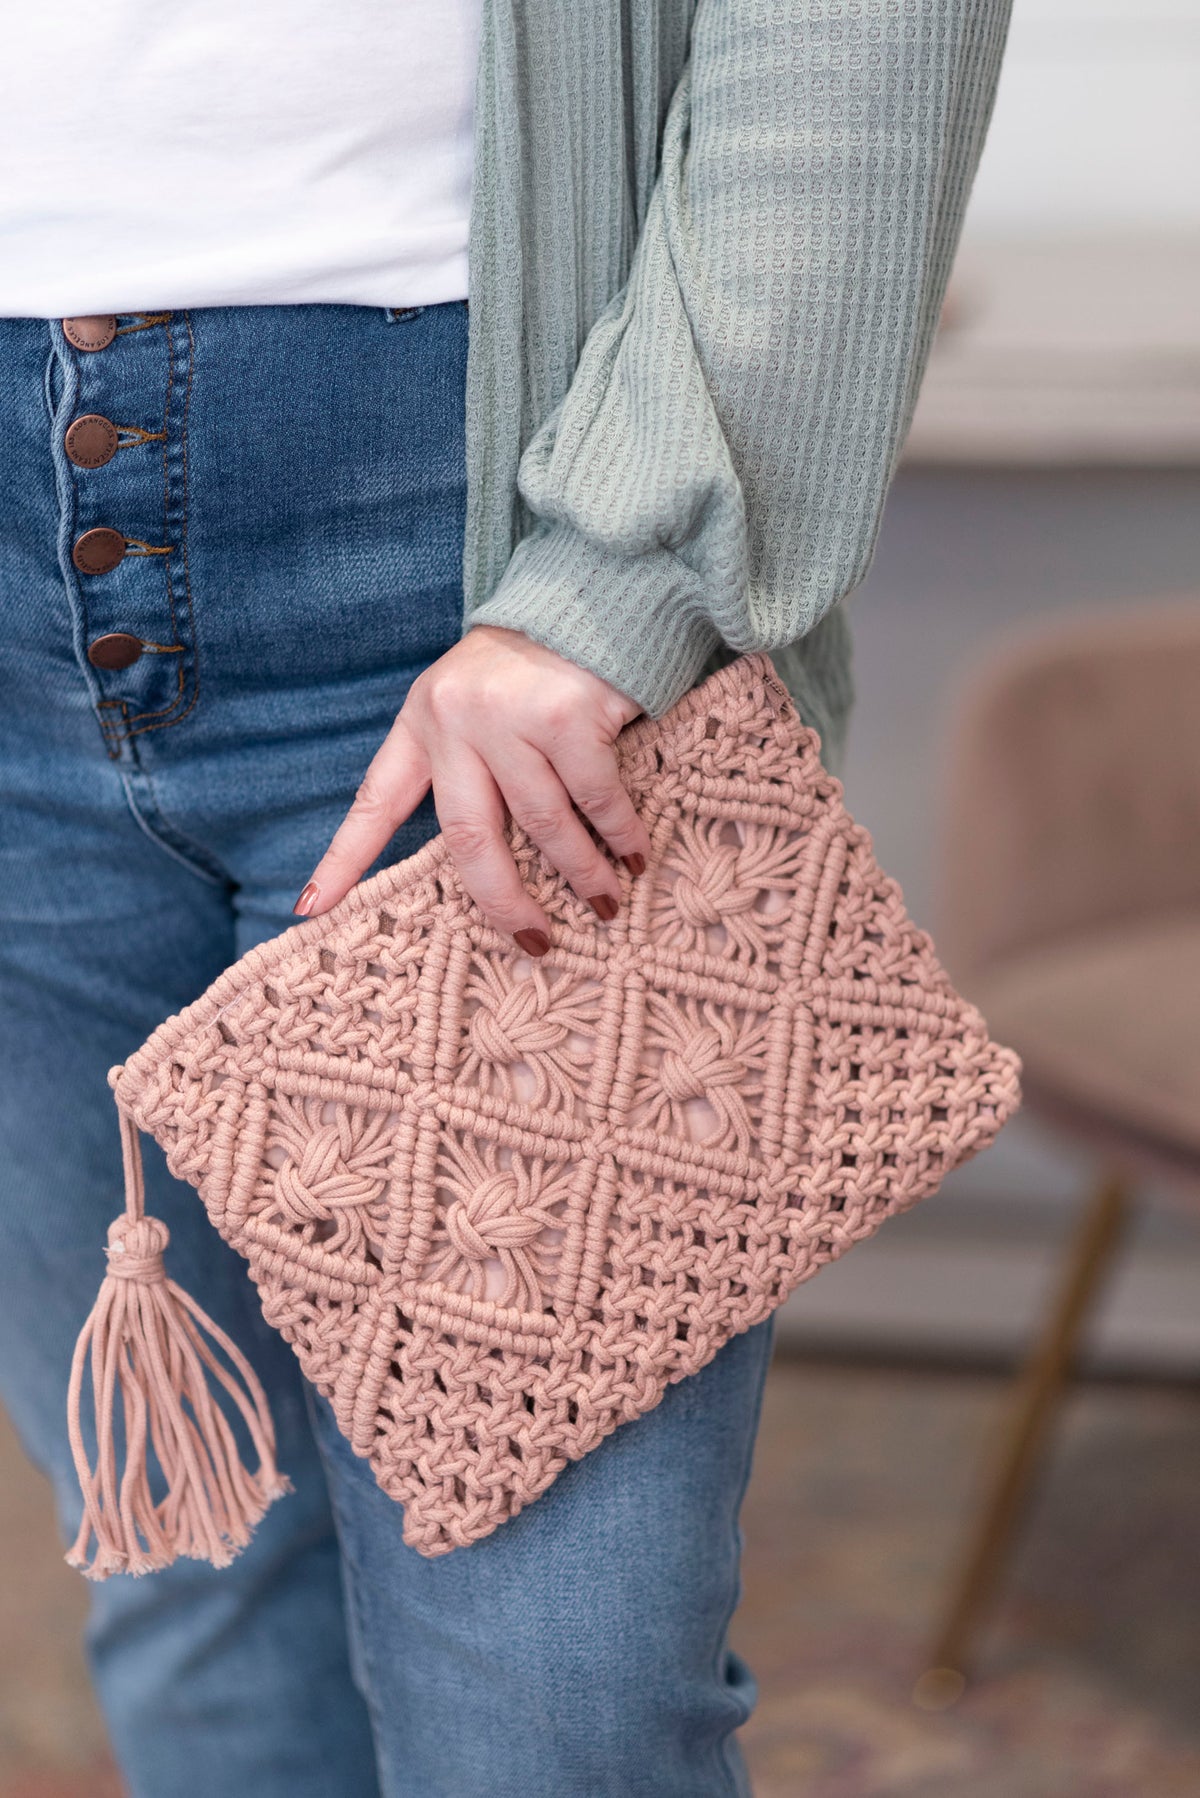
[776,0,1200,1374]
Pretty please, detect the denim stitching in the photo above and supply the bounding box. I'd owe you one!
[122,663,188,728]
[42,343,60,427]
[115,312,172,336]
[124,312,201,736]
[46,326,127,761]
[96,696,129,759]
[115,764,230,887]
[114,424,167,448]
[105,317,185,729]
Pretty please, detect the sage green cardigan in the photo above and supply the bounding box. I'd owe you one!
[460,0,1012,774]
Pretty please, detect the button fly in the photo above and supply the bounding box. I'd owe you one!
[65,414,119,469]
[62,316,118,353]
[87,632,144,671]
[72,527,127,575]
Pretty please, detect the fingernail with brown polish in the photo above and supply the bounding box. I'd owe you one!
[622,853,646,878]
[293,881,320,917]
[514,927,551,957]
[589,892,619,922]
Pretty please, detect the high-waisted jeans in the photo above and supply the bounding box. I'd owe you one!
[0,301,775,1798]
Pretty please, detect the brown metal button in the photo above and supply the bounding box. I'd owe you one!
[87,632,144,671]
[65,414,119,469]
[62,316,118,353]
[72,526,127,575]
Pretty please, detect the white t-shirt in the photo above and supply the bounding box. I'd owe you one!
[0,1,481,315]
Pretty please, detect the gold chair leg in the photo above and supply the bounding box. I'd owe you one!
[913,1168,1131,1706]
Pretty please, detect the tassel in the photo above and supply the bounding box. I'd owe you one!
[65,1104,291,1580]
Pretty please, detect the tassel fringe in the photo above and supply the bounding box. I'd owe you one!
[65,1106,291,1580]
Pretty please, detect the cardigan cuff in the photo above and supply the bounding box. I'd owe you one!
[464,523,723,719]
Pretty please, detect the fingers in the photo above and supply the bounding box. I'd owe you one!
[546,726,652,881]
[432,739,556,948]
[296,714,430,916]
[490,737,625,925]
[297,726,646,949]
[294,630,655,947]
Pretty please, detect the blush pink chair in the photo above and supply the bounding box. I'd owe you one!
[917,600,1200,1705]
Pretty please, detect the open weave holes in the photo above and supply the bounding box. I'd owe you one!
[111,652,1021,1556]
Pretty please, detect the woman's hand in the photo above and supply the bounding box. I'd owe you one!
[293,625,652,954]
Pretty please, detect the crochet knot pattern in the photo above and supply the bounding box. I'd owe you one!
[273,1104,393,1226]
[432,1170,561,1312]
[658,1029,742,1105]
[425,1146,568,1312]
[467,979,569,1068]
[71,652,1020,1571]
[672,845,759,928]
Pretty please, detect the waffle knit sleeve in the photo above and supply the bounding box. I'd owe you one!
[464,0,1011,718]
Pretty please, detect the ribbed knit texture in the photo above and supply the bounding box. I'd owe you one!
[461,0,1011,774]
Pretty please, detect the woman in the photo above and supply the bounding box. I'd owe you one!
[0,2,1010,1793]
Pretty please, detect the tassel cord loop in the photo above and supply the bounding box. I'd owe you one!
[118,1105,146,1224]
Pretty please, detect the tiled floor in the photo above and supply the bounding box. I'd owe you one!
[2,1356,1198,1797]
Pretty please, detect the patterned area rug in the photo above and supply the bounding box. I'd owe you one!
[737,1360,1200,1798]
[2,1359,1197,1795]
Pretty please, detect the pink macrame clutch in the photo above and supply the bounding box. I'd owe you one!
[66,651,1021,1578]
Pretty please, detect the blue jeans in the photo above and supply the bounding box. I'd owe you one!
[0,302,775,1798]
